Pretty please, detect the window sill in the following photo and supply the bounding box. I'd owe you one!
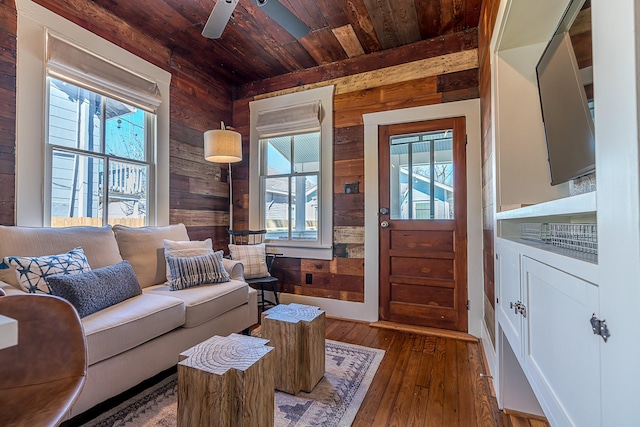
[266,244,333,260]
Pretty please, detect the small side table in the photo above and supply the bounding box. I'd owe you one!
[178,333,274,427]
[261,303,325,394]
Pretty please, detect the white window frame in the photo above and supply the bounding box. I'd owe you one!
[249,86,334,260]
[15,0,170,227]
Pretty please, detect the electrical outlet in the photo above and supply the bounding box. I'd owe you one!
[305,273,313,284]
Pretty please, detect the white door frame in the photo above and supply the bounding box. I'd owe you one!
[362,99,483,336]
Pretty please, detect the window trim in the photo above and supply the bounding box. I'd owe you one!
[249,86,334,260]
[15,0,170,226]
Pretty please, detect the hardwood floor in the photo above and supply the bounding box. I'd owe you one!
[325,318,549,427]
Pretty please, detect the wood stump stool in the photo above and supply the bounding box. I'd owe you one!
[177,333,274,427]
[261,303,325,394]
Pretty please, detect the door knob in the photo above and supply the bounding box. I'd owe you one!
[380,221,389,228]
[379,207,389,215]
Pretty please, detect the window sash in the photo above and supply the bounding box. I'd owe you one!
[46,78,154,226]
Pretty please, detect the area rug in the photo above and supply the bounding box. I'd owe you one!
[82,340,385,427]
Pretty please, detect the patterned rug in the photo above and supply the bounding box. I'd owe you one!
[81,340,385,427]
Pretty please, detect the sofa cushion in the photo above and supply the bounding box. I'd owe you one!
[167,251,230,291]
[3,247,92,294]
[113,224,190,288]
[163,238,213,281]
[82,292,184,365]
[228,243,269,279]
[0,226,122,290]
[144,279,248,328]
[47,261,142,318]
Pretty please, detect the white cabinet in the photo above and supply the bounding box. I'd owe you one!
[495,238,602,426]
[522,257,600,427]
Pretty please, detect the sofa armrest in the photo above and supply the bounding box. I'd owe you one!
[0,281,26,296]
[222,258,245,282]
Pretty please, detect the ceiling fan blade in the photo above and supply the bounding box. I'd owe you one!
[202,0,240,39]
[255,0,309,39]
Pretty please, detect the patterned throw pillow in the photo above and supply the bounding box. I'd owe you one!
[228,243,270,279]
[47,261,142,318]
[166,250,230,291]
[2,247,92,294]
[162,238,214,282]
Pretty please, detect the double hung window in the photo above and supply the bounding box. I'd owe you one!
[250,86,334,259]
[45,34,160,227]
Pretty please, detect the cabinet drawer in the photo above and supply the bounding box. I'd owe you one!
[522,257,600,427]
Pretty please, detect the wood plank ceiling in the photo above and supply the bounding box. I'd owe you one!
[72,0,482,88]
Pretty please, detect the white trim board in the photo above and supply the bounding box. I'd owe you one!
[295,99,484,331]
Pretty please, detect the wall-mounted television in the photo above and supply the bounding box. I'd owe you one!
[536,0,594,186]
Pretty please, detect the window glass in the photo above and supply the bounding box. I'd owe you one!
[389,129,454,220]
[105,99,146,161]
[47,77,153,227]
[51,151,102,223]
[293,132,320,173]
[261,131,320,242]
[264,176,289,239]
[48,78,101,152]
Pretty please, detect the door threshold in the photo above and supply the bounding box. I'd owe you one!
[369,321,478,342]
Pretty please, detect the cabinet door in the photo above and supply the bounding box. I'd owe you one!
[522,256,600,427]
[495,239,523,358]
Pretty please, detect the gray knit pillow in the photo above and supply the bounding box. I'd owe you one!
[167,250,230,291]
[47,261,142,317]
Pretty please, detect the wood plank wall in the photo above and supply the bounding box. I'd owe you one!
[0,0,16,226]
[2,0,233,249]
[233,30,480,303]
[479,0,501,346]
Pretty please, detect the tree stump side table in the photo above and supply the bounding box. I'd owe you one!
[177,333,274,427]
[261,303,325,394]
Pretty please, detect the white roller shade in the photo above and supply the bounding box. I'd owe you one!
[256,101,321,138]
[46,33,162,113]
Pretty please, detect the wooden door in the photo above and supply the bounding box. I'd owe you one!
[379,117,467,331]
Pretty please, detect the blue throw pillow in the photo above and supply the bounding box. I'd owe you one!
[2,247,91,294]
[167,250,230,291]
[47,260,142,318]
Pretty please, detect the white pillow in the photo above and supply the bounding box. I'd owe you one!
[228,243,269,279]
[163,238,214,281]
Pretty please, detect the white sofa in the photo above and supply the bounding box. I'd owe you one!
[0,223,257,418]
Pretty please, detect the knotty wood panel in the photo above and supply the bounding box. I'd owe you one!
[0,0,16,226]
[234,32,480,303]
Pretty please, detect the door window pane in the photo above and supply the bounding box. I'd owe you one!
[389,129,454,220]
